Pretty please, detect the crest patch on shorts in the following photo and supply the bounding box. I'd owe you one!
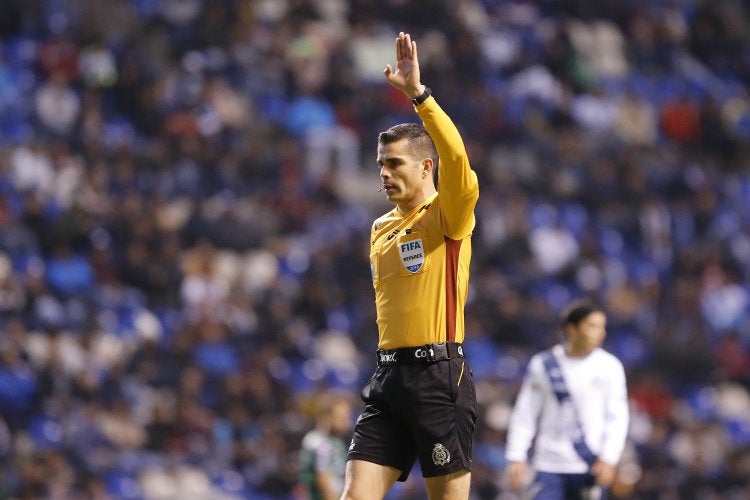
[432,443,451,466]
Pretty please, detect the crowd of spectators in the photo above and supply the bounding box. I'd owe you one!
[0,0,749,498]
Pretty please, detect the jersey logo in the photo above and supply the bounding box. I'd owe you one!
[398,238,424,273]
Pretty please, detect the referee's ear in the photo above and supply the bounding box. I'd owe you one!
[421,158,434,179]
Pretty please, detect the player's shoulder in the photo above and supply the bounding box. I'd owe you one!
[301,430,325,450]
[593,347,625,369]
[527,347,555,370]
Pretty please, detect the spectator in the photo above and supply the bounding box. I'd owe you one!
[34,71,80,137]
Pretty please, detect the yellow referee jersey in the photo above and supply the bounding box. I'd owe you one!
[370,96,479,349]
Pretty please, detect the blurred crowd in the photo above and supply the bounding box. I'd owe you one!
[0,0,749,498]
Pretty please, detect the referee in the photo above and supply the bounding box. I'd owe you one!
[342,32,480,500]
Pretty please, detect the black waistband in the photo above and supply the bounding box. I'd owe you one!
[376,342,464,366]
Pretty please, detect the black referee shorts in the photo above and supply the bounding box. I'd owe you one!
[347,353,477,481]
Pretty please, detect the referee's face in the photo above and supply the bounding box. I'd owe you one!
[377,138,433,213]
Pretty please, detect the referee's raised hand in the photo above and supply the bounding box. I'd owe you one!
[383,31,426,100]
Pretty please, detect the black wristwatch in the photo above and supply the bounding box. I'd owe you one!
[411,87,432,106]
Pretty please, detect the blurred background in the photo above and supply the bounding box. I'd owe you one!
[0,0,749,498]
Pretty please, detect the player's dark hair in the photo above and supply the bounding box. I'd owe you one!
[561,299,603,327]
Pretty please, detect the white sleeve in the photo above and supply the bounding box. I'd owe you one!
[505,355,546,462]
[598,357,629,465]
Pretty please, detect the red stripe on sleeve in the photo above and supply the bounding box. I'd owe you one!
[445,237,462,342]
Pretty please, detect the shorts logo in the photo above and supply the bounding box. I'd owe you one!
[432,443,451,466]
[399,238,424,273]
[414,347,433,359]
[379,352,397,364]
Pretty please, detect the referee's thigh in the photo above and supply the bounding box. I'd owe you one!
[341,459,401,500]
[424,469,471,500]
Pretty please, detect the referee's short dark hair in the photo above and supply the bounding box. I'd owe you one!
[378,123,438,164]
[561,299,603,327]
